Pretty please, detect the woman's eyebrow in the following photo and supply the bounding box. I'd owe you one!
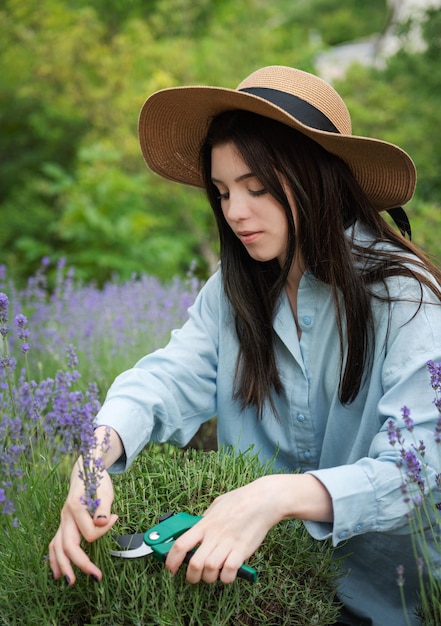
[211,172,256,184]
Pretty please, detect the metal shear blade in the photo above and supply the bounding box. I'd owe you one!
[109,533,154,559]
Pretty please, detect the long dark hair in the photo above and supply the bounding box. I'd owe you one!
[200,110,441,417]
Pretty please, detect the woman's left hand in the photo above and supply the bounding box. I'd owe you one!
[165,475,286,584]
[165,472,333,584]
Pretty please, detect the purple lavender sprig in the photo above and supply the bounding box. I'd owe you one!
[43,345,107,515]
[14,314,31,354]
[428,359,441,393]
[400,447,425,496]
[387,418,403,447]
[401,406,414,433]
[1,309,103,518]
[389,362,441,624]
[78,426,111,515]
[387,406,432,514]
[428,361,441,445]
[0,293,9,337]
[0,293,15,374]
[428,360,441,510]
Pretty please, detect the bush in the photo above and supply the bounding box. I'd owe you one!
[0,446,342,625]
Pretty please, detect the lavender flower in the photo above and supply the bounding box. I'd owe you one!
[0,292,9,338]
[0,487,14,515]
[78,426,111,515]
[401,406,414,432]
[400,481,410,505]
[428,360,441,445]
[401,449,425,494]
[66,344,78,369]
[436,471,441,511]
[414,440,426,458]
[0,356,16,372]
[14,314,29,339]
[435,418,441,445]
[387,419,402,446]
[428,360,441,392]
[412,494,423,508]
[396,564,405,587]
[14,314,31,354]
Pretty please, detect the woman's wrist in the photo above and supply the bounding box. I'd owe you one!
[93,425,124,469]
[260,473,333,524]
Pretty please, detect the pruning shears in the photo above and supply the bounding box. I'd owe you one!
[109,511,258,583]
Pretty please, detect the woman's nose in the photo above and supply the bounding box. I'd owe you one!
[223,193,250,222]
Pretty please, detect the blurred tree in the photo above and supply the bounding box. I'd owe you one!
[335,7,441,262]
[282,0,387,46]
[49,143,215,282]
[2,0,440,284]
[0,0,185,282]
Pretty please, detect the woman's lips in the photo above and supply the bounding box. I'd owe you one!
[237,231,262,244]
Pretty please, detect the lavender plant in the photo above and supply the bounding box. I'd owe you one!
[387,361,441,626]
[0,261,200,521]
[0,291,108,520]
[0,259,200,394]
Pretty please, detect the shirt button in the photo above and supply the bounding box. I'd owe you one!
[297,413,306,422]
[338,530,349,539]
[303,450,311,459]
[354,524,363,533]
[303,315,312,326]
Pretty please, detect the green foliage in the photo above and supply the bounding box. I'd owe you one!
[384,9,441,202]
[0,446,342,625]
[285,0,387,46]
[334,7,441,262]
[33,144,212,282]
[1,0,440,284]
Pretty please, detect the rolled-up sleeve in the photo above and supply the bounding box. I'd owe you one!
[95,272,222,472]
[306,277,441,546]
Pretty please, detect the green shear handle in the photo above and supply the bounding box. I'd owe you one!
[145,512,258,583]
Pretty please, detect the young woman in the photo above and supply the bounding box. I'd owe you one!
[49,66,441,625]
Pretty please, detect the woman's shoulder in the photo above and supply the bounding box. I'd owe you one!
[191,266,231,315]
[349,221,441,292]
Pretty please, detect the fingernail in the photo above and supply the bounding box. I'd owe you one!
[64,576,71,585]
[96,514,107,519]
[90,574,100,583]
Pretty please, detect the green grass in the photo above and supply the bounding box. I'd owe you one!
[0,445,342,625]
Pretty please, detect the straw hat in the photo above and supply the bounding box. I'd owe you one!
[138,65,416,211]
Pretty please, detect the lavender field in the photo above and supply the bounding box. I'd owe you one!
[1,259,200,390]
[0,259,200,517]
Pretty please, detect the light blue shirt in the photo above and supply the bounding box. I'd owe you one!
[97,224,441,625]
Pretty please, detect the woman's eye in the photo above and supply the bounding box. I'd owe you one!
[215,186,266,201]
[249,188,267,197]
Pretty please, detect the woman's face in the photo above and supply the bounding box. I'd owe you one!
[211,142,292,266]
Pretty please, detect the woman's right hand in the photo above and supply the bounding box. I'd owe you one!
[48,427,122,585]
